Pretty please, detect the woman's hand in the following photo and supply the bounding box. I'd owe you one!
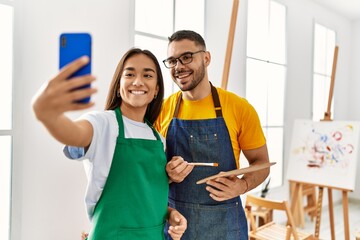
[32,56,97,122]
[31,56,96,146]
[167,207,187,240]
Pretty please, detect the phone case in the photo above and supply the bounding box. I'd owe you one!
[59,32,92,103]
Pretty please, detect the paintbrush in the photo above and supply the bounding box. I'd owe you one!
[188,162,219,167]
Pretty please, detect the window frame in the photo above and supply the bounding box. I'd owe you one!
[245,0,287,190]
[312,22,336,121]
[0,1,14,240]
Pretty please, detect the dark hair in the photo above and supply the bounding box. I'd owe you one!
[105,48,164,124]
[168,30,206,50]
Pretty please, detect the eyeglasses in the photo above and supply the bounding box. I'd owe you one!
[162,50,205,69]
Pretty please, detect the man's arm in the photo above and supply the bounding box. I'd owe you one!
[240,144,270,191]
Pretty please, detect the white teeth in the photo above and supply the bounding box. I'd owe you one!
[131,90,146,95]
[177,73,191,79]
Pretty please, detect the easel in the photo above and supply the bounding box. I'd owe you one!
[290,180,351,240]
[290,46,351,240]
[290,181,317,228]
[221,0,239,90]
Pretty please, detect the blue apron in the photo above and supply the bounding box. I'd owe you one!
[165,84,248,240]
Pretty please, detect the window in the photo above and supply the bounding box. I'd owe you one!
[134,0,204,97]
[312,23,336,121]
[246,0,287,189]
[0,2,14,240]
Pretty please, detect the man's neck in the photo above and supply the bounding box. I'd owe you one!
[182,79,211,101]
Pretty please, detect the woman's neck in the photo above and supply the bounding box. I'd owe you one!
[119,105,146,123]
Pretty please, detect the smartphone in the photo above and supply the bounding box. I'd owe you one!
[59,33,92,103]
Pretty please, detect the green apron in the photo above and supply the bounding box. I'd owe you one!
[89,108,168,240]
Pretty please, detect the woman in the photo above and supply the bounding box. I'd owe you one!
[32,48,187,239]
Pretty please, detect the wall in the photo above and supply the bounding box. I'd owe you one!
[11,0,359,239]
[349,20,360,198]
[12,0,132,239]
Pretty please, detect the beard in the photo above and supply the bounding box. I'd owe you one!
[173,61,206,92]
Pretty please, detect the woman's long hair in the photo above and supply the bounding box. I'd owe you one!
[105,48,164,124]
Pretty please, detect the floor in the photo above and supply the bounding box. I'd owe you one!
[301,199,360,239]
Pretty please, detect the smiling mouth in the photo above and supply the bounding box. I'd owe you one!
[175,70,192,79]
[130,90,147,95]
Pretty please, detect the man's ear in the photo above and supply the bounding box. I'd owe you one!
[204,51,211,66]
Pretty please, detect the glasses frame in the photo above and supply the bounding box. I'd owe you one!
[162,50,205,69]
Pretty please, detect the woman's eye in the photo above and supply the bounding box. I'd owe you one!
[144,74,153,78]
[125,73,134,77]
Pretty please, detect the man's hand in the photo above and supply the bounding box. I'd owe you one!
[166,156,194,183]
[205,175,248,201]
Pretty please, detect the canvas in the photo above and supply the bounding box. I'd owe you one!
[287,119,360,190]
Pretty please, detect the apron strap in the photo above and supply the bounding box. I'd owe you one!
[144,118,162,141]
[210,82,223,118]
[173,94,182,118]
[173,82,223,118]
[115,107,125,139]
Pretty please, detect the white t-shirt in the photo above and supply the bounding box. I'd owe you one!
[63,110,166,220]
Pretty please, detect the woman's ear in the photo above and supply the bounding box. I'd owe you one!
[155,85,159,98]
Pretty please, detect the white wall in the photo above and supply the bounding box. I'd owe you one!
[11,0,360,239]
[349,20,360,199]
[12,0,132,239]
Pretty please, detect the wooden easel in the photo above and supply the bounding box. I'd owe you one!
[290,46,351,240]
[322,45,339,122]
[290,181,317,228]
[221,0,239,90]
[290,180,351,240]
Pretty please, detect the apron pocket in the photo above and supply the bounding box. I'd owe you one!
[117,222,165,240]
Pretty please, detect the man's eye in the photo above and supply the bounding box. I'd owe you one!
[168,59,177,65]
[181,54,191,61]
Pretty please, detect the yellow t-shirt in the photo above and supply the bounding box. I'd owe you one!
[154,87,266,168]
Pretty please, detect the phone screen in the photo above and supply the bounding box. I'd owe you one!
[59,33,92,103]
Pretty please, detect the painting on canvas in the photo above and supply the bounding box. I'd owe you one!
[287,119,360,190]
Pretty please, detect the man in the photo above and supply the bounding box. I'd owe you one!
[154,30,270,240]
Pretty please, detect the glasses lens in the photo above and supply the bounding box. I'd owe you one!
[168,59,178,68]
[164,51,201,68]
[179,53,193,65]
